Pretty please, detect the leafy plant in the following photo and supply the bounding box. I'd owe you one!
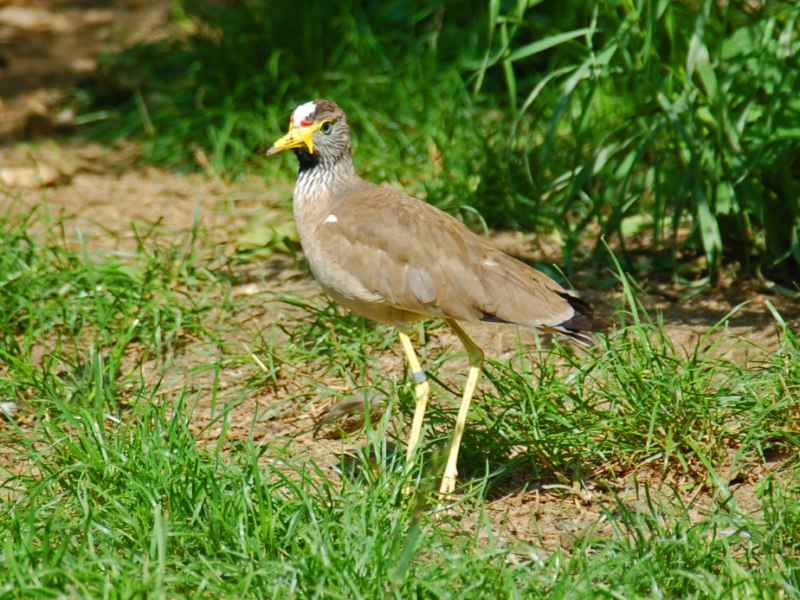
[478,0,800,278]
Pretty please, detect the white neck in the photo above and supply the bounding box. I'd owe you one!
[294,155,357,206]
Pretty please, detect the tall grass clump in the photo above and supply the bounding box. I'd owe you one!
[477,0,800,279]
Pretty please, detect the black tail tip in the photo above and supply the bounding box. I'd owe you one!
[557,292,608,342]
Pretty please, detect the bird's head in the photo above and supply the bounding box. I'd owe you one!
[267,99,351,163]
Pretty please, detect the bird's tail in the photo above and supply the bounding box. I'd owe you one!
[548,292,608,346]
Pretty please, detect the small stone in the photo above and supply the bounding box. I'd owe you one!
[0,164,61,187]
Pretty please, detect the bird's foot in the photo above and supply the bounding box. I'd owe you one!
[438,472,457,495]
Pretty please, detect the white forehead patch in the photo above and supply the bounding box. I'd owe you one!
[324,214,338,224]
[291,101,317,126]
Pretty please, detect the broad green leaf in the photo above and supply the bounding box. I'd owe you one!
[236,220,299,257]
[694,43,718,102]
[715,181,734,216]
[721,23,760,59]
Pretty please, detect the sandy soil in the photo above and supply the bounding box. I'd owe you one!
[1,0,796,554]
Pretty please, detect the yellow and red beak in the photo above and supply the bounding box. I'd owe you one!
[267,121,323,156]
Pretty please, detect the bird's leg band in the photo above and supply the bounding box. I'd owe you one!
[411,369,427,384]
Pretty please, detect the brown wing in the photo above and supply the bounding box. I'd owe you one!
[314,180,590,331]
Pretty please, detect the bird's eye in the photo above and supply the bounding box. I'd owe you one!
[320,121,333,134]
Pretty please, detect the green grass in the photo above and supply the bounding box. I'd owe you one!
[1,202,799,598]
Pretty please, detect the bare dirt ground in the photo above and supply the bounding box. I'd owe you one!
[2,0,797,554]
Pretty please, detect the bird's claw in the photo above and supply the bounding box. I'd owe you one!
[438,473,457,495]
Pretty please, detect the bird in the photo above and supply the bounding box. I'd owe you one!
[267,99,606,495]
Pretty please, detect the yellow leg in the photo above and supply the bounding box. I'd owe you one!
[399,330,430,464]
[439,320,484,495]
